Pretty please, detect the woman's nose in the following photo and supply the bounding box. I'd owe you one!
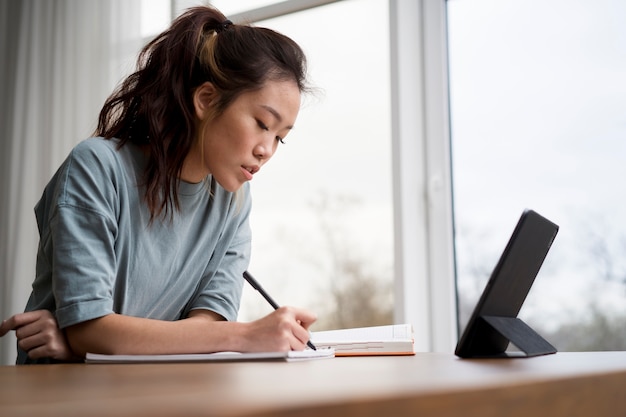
[253,138,275,161]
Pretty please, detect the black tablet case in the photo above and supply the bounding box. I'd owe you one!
[455,209,559,358]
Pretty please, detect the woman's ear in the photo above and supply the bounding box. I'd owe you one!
[193,82,218,120]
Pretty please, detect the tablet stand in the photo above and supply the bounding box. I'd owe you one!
[482,316,557,357]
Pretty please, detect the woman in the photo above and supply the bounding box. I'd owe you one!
[0,6,316,364]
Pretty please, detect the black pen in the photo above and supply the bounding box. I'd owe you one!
[243,270,317,350]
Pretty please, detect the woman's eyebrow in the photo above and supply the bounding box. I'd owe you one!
[260,104,293,129]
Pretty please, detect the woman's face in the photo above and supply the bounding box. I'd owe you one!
[185,79,301,192]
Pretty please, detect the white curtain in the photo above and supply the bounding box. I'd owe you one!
[0,0,143,365]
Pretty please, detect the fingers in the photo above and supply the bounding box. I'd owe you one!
[18,330,71,360]
[273,306,317,351]
[17,331,51,356]
[13,310,57,340]
[10,311,52,353]
[2,310,76,361]
[1,311,39,336]
[294,308,317,330]
[243,306,317,352]
[0,320,10,337]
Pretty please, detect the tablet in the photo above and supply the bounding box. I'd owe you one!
[454,209,559,358]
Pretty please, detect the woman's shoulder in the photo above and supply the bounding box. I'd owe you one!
[56,138,135,190]
[37,138,127,218]
[70,137,119,159]
[67,137,131,171]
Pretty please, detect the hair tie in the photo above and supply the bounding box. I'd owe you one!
[216,19,233,34]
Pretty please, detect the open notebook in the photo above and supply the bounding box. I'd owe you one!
[310,323,415,356]
[84,324,415,363]
[85,349,334,363]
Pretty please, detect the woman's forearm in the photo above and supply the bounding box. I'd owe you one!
[64,311,246,357]
[64,306,316,357]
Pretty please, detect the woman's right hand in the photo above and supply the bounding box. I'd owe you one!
[0,310,80,361]
[241,306,317,352]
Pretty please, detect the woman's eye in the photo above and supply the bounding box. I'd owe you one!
[257,119,285,144]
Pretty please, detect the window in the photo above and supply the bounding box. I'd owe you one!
[448,0,626,350]
[209,0,284,16]
[141,0,171,38]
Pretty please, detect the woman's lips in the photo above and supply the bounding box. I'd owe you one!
[241,165,259,180]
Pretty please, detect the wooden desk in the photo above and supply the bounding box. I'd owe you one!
[1,352,626,417]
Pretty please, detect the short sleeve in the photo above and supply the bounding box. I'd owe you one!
[41,140,121,328]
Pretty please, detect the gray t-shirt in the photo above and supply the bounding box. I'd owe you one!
[19,137,251,363]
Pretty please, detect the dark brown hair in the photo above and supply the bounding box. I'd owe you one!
[94,6,308,221]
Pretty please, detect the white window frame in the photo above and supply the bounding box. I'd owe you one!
[389,0,456,352]
[182,0,458,352]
